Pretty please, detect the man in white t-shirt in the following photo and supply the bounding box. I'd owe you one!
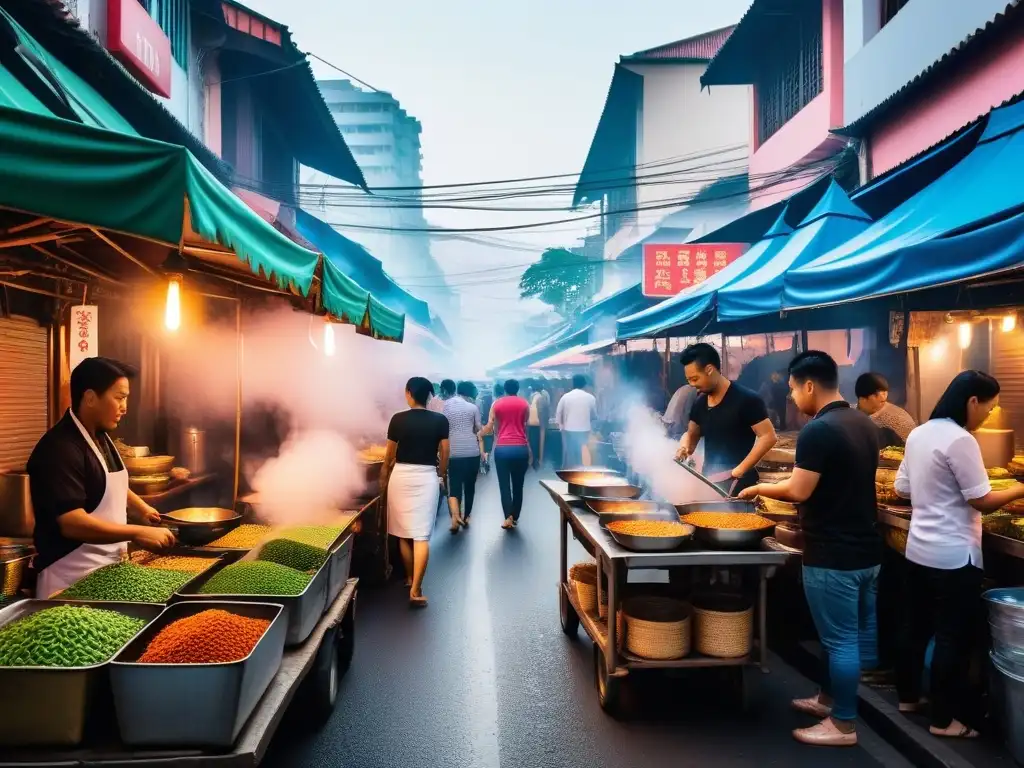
[556,374,597,468]
[527,382,550,469]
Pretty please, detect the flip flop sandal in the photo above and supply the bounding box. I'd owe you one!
[930,724,979,739]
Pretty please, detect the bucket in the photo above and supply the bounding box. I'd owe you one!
[990,653,1024,764]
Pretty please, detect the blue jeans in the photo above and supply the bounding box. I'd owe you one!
[802,565,880,721]
[562,431,589,468]
[494,445,529,521]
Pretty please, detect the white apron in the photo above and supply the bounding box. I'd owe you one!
[36,411,129,598]
[387,464,440,541]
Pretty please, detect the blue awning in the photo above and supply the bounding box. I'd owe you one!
[616,210,795,339]
[294,208,433,329]
[489,323,594,374]
[784,100,1024,309]
[717,181,872,321]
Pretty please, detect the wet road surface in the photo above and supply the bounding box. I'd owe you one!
[264,472,913,768]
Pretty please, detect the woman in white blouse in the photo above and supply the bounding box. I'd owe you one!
[894,371,1024,739]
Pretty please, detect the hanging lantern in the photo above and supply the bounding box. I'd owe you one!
[958,322,972,350]
[323,320,336,357]
[1002,314,1017,333]
[164,274,182,332]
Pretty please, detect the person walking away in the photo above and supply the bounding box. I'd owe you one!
[528,381,550,469]
[428,379,454,414]
[893,371,1024,738]
[482,379,532,529]
[444,381,482,532]
[479,382,503,473]
[663,382,698,439]
[29,357,175,598]
[855,372,917,446]
[676,343,777,495]
[740,351,882,746]
[382,377,450,608]
[556,374,597,468]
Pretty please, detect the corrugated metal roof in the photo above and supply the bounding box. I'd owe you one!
[623,25,735,62]
[842,0,1023,134]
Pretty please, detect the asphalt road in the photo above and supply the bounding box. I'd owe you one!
[264,471,913,768]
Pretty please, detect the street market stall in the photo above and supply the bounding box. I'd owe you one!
[541,474,791,716]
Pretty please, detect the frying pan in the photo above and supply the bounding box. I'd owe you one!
[566,474,642,500]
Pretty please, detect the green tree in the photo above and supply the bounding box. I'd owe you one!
[519,247,597,318]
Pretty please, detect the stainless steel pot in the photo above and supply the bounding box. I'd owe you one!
[0,472,33,538]
[675,500,774,550]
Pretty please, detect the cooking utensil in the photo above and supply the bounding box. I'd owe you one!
[774,522,803,550]
[123,455,175,476]
[675,501,774,549]
[674,459,729,499]
[181,428,206,475]
[129,474,171,496]
[0,472,33,538]
[566,474,641,499]
[606,521,695,552]
[556,467,621,483]
[162,508,242,546]
[596,509,680,530]
[584,499,674,517]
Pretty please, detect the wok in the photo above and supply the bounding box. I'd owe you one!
[567,475,642,500]
[556,467,621,483]
[606,520,695,552]
[675,501,774,550]
[161,508,242,546]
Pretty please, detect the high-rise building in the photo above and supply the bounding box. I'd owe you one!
[305,80,451,316]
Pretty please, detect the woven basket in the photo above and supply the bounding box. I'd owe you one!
[569,562,598,614]
[693,604,753,658]
[623,596,691,660]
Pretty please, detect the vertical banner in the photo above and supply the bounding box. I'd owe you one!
[69,305,99,371]
[641,243,747,297]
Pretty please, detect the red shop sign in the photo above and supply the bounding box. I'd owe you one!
[641,243,747,297]
[107,0,172,98]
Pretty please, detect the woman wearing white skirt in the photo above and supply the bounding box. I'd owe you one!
[383,377,450,607]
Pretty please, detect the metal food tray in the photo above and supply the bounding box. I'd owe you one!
[0,599,162,746]
[57,550,234,605]
[109,600,286,748]
[326,534,354,607]
[174,552,331,646]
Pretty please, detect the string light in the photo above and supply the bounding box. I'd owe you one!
[164,275,182,332]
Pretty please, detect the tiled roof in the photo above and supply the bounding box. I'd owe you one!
[624,25,735,62]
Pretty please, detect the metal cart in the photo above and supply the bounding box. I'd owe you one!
[542,480,791,716]
[0,578,358,767]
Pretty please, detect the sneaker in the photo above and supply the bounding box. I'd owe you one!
[793,719,857,747]
[792,696,832,718]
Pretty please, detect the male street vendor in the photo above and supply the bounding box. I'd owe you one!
[28,356,175,597]
[675,343,777,495]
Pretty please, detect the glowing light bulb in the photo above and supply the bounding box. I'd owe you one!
[958,322,972,350]
[930,336,948,362]
[323,321,336,357]
[1003,314,1016,333]
[164,275,181,332]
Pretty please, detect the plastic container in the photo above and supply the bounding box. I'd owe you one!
[110,601,285,747]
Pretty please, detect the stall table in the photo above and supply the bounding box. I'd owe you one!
[0,579,358,768]
[541,480,791,715]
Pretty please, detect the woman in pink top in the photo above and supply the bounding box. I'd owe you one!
[482,379,532,529]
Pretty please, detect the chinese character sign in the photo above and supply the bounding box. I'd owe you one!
[641,243,747,297]
[69,305,98,371]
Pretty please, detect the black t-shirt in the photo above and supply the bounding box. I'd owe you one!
[795,400,883,570]
[27,412,125,572]
[387,408,449,466]
[690,383,769,481]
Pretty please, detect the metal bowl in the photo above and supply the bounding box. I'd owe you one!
[129,474,171,496]
[123,455,175,476]
[676,502,774,550]
[585,498,675,517]
[598,509,679,530]
[556,467,621,483]
[606,521,695,552]
[568,475,641,499]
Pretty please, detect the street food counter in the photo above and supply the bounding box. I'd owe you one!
[0,504,370,764]
[540,477,791,716]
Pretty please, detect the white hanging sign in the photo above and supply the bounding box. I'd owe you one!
[69,305,99,371]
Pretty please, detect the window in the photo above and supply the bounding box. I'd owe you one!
[351,145,393,155]
[338,124,387,133]
[144,0,189,69]
[881,0,911,27]
[756,1,823,144]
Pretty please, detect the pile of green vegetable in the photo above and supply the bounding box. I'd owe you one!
[257,538,329,573]
[61,562,191,603]
[278,526,343,550]
[0,606,145,667]
[198,560,311,596]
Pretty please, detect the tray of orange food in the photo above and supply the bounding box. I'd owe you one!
[605,519,695,552]
[679,510,775,550]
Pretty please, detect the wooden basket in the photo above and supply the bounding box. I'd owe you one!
[623,596,691,660]
[569,562,598,614]
[693,603,753,658]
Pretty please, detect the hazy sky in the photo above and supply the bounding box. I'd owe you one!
[242,0,752,360]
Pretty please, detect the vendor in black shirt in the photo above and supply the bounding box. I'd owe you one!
[739,351,882,748]
[675,343,777,494]
[28,357,175,598]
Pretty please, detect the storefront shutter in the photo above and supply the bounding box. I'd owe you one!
[992,326,1024,448]
[0,316,48,472]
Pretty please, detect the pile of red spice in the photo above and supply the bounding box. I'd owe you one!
[139,609,271,664]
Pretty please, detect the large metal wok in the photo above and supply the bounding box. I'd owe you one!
[161,508,242,546]
[675,500,774,549]
[584,499,680,528]
[566,473,642,500]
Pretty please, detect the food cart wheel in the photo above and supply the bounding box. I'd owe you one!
[304,625,341,724]
[592,645,621,716]
[337,600,355,677]
[560,586,580,637]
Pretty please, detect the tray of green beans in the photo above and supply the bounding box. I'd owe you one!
[0,599,163,747]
